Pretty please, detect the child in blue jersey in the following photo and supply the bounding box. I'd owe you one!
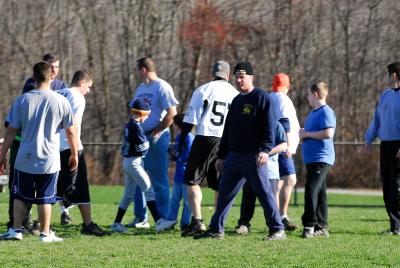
[299,82,336,238]
[156,114,194,233]
[110,99,161,233]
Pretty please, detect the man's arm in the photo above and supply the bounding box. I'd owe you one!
[299,128,334,140]
[0,126,18,173]
[65,124,79,171]
[151,106,177,137]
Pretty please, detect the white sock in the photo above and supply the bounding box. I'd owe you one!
[61,206,69,214]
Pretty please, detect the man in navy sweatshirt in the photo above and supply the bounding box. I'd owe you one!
[194,61,286,240]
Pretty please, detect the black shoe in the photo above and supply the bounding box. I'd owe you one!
[314,225,329,237]
[183,219,206,237]
[282,217,297,231]
[61,212,73,225]
[193,229,224,240]
[81,222,109,237]
[265,230,287,241]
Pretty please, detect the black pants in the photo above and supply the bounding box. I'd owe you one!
[301,162,331,228]
[380,141,400,231]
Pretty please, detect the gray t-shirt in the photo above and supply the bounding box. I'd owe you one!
[6,89,74,174]
[131,78,178,132]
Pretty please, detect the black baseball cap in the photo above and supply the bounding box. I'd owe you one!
[234,61,254,75]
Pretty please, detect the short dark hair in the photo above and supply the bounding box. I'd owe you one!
[33,61,51,84]
[137,57,156,72]
[42,53,59,64]
[71,70,93,86]
[387,62,400,79]
[173,113,185,129]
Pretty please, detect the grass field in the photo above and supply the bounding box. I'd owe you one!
[0,186,398,268]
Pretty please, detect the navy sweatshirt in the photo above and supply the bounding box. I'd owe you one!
[121,120,149,157]
[217,88,276,159]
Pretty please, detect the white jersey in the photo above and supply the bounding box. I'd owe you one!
[269,92,300,154]
[184,80,238,137]
[57,87,85,151]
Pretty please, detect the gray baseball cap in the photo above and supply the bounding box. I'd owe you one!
[212,60,230,80]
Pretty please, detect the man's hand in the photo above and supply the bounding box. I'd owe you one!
[299,128,307,140]
[0,155,7,174]
[284,149,292,159]
[364,144,372,154]
[396,148,400,159]
[69,154,78,171]
[215,159,224,172]
[256,152,269,166]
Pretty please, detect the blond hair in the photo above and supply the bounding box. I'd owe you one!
[310,82,329,99]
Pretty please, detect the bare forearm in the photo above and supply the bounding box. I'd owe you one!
[65,125,79,156]
[300,128,334,140]
[269,143,287,156]
[152,106,177,135]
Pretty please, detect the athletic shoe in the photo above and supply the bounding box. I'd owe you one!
[184,219,206,236]
[110,223,128,233]
[193,229,224,240]
[235,225,250,235]
[39,231,63,243]
[126,218,150,229]
[381,229,400,235]
[61,212,73,225]
[155,218,177,232]
[81,222,109,236]
[282,217,297,231]
[0,228,23,241]
[265,230,287,241]
[301,226,314,238]
[180,225,191,237]
[314,226,329,237]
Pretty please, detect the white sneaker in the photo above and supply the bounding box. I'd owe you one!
[236,225,249,235]
[134,219,150,229]
[110,223,128,233]
[0,228,23,241]
[39,230,63,243]
[155,218,177,232]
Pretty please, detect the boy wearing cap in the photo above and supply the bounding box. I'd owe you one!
[270,73,300,231]
[110,99,162,232]
[194,61,286,240]
[180,60,238,236]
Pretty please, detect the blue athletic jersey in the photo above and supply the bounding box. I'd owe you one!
[301,105,336,165]
[121,120,149,157]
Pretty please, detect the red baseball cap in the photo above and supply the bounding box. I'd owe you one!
[272,73,290,92]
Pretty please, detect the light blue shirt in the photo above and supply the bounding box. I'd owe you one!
[6,89,74,174]
[365,88,400,143]
[302,105,336,165]
[131,78,178,132]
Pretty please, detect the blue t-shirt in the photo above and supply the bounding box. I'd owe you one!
[173,133,194,183]
[301,105,336,165]
[121,120,149,157]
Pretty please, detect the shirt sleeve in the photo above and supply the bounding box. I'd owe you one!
[6,97,22,129]
[365,100,381,144]
[259,93,276,154]
[159,81,179,111]
[319,107,336,130]
[183,88,204,125]
[60,98,74,129]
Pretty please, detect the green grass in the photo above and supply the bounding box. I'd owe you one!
[0,186,398,267]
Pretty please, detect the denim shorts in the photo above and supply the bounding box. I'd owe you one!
[278,153,296,177]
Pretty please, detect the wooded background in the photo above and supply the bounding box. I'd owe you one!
[0,0,396,187]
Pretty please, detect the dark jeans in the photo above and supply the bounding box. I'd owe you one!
[209,152,283,233]
[238,179,278,227]
[380,141,400,231]
[301,162,331,228]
